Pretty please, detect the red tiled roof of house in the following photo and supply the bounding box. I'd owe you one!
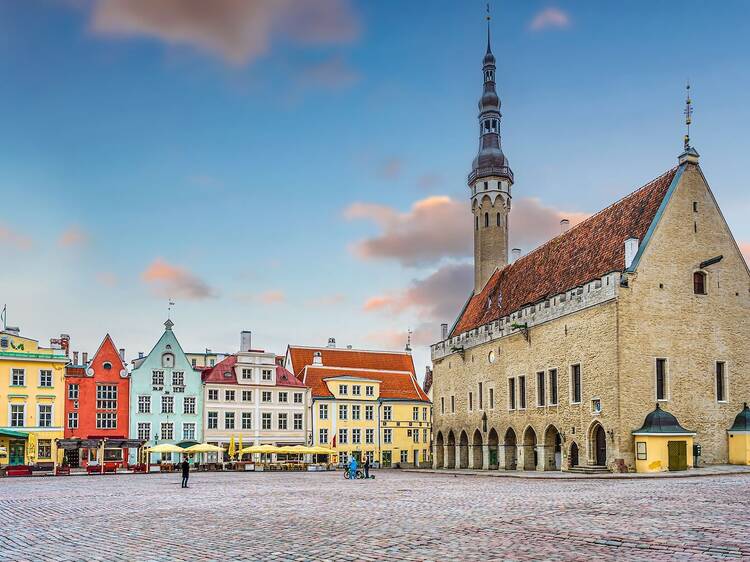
[276,365,307,388]
[201,355,238,384]
[452,166,679,337]
[301,366,429,402]
[287,346,416,378]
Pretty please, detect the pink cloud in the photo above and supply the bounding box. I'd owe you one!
[58,225,89,248]
[96,271,119,287]
[363,295,395,311]
[0,224,33,251]
[529,7,571,31]
[141,258,216,299]
[259,289,285,304]
[89,0,360,66]
[739,242,750,265]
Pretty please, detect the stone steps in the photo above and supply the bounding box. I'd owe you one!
[568,465,610,475]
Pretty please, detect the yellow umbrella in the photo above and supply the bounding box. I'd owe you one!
[184,443,224,453]
[228,435,236,459]
[239,444,279,454]
[309,446,335,454]
[238,435,243,459]
[146,444,185,453]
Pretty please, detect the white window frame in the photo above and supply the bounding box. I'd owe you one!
[224,411,236,430]
[95,412,117,429]
[654,358,669,402]
[241,412,253,429]
[319,428,328,445]
[207,411,218,429]
[570,364,582,405]
[138,395,151,414]
[11,368,25,387]
[319,403,329,420]
[68,384,79,400]
[137,422,151,441]
[161,395,174,414]
[38,404,53,428]
[224,389,235,402]
[182,422,196,441]
[160,422,174,441]
[39,369,53,388]
[68,411,78,429]
[183,396,196,415]
[715,360,728,403]
[9,403,25,427]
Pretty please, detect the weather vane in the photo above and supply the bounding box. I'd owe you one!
[683,80,693,151]
[486,2,491,21]
[168,298,175,320]
[405,328,413,352]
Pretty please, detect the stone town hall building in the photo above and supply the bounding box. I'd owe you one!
[430,28,750,472]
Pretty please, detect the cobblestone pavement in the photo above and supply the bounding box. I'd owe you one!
[1,471,749,561]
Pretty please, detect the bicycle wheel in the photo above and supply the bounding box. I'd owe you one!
[356,470,364,479]
[343,470,350,479]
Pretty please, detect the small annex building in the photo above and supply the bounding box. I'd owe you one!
[727,403,750,465]
[632,404,695,473]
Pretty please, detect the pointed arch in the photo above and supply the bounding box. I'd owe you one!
[588,421,607,466]
[435,431,445,468]
[503,427,518,470]
[543,424,562,471]
[487,428,499,469]
[446,430,456,468]
[459,430,469,469]
[522,426,538,471]
[472,429,484,469]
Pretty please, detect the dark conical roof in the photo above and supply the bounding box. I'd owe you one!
[729,403,750,432]
[632,403,695,435]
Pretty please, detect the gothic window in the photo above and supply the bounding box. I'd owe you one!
[483,181,488,190]
[475,216,479,231]
[693,271,706,295]
[496,213,501,226]
[484,213,489,227]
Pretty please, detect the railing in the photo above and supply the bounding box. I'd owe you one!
[467,166,514,184]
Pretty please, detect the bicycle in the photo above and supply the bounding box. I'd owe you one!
[343,468,364,479]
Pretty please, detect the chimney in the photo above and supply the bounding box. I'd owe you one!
[346,345,353,349]
[240,331,252,352]
[73,351,79,365]
[5,326,20,336]
[441,323,448,340]
[313,351,323,366]
[560,219,570,234]
[624,237,639,269]
[512,248,521,261]
[327,337,336,348]
[82,352,88,365]
[138,351,144,359]
[119,348,125,362]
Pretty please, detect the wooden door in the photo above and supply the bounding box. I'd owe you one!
[594,426,606,466]
[668,441,688,471]
[9,441,25,465]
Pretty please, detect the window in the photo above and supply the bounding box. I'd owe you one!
[383,406,392,421]
[183,423,196,441]
[413,407,419,421]
[241,368,252,380]
[96,384,117,409]
[339,384,348,396]
[365,405,374,420]
[37,404,52,427]
[209,359,215,367]
[365,428,374,444]
[261,369,272,381]
[278,392,288,403]
[716,361,727,402]
[423,429,428,442]
[68,384,79,400]
[262,413,271,430]
[278,413,288,430]
[262,391,272,403]
[152,370,164,386]
[68,412,78,429]
[293,413,303,430]
[39,370,53,387]
[423,407,428,421]
[10,404,24,427]
[339,404,348,420]
[694,271,707,295]
[224,412,235,430]
[484,212,489,227]
[241,412,252,429]
[191,358,197,367]
[352,429,361,444]
[338,428,348,444]
[400,450,408,463]
[383,429,392,444]
[365,385,374,397]
[183,397,196,414]
[591,399,602,414]
[96,412,117,429]
[172,371,184,386]
[242,390,253,402]
[38,439,52,459]
[450,396,455,413]
[549,369,558,405]
[11,369,24,386]
[161,395,174,414]
[138,395,151,414]
[475,216,479,231]
[352,385,361,396]
[225,390,235,402]
[319,404,329,420]
[294,392,303,404]
[137,422,151,441]
[655,359,667,401]
[508,378,516,410]
[636,441,647,460]
[496,213,501,226]
[413,430,419,443]
[319,428,328,445]
[537,372,546,407]
[468,391,474,411]
[208,389,219,401]
[352,405,361,420]
[441,397,445,414]
[571,365,582,404]
[207,412,218,429]
[478,383,483,409]
[489,388,494,409]
[162,353,174,368]
[160,422,174,440]
[518,376,526,409]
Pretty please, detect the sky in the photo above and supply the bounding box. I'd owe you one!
[1,0,749,382]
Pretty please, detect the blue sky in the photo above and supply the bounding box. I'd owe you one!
[1,0,749,380]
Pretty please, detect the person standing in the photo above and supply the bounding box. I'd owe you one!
[363,457,371,479]
[348,455,358,480]
[181,456,190,488]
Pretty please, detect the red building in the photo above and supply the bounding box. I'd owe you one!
[62,334,131,468]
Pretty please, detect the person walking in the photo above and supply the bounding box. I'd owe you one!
[363,457,371,479]
[348,455,358,480]
[181,456,190,488]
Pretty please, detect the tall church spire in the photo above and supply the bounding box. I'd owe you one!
[470,7,515,293]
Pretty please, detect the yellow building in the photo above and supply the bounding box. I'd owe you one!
[632,404,695,473]
[0,327,68,467]
[728,403,750,465]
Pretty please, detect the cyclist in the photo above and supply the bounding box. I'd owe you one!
[348,455,358,481]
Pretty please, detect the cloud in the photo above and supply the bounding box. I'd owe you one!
[376,157,403,180]
[308,293,346,306]
[58,225,89,248]
[416,173,442,190]
[141,258,216,299]
[96,271,119,287]
[345,195,588,267]
[89,0,360,66]
[740,242,750,266]
[529,7,571,31]
[298,55,359,90]
[0,224,33,251]
[259,289,285,304]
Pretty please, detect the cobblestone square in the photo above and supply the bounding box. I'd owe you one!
[1,471,749,561]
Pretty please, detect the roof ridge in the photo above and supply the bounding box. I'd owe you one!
[287,345,412,356]
[307,366,415,375]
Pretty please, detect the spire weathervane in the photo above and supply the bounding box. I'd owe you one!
[683,80,693,151]
[486,3,491,51]
[168,298,175,320]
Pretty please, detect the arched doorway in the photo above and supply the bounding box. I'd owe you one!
[487,428,499,469]
[459,431,469,469]
[590,422,607,466]
[435,432,445,468]
[522,426,537,471]
[472,429,483,469]
[504,428,517,470]
[569,442,580,468]
[543,425,562,471]
[447,431,456,468]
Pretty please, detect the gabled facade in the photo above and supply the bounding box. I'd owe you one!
[128,320,202,463]
[63,334,130,467]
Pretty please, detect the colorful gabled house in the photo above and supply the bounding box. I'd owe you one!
[128,319,202,464]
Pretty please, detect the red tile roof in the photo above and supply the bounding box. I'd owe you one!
[302,366,429,402]
[287,346,416,378]
[452,166,679,336]
[200,355,306,388]
[275,365,307,388]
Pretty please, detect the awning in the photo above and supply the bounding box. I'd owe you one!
[0,428,29,439]
[56,438,146,449]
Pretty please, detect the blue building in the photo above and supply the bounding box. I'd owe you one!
[128,319,202,464]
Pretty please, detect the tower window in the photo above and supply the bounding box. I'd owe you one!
[693,271,707,295]
[484,213,489,228]
[475,216,479,231]
[496,213,501,226]
[483,181,488,190]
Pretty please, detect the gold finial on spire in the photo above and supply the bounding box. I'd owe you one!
[683,80,693,151]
